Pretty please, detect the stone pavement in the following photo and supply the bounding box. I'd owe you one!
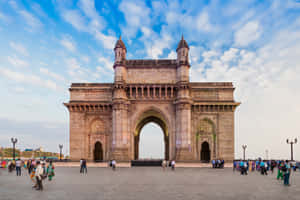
[53,161,232,168]
[0,167,299,200]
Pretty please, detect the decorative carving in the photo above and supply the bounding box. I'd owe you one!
[91,120,105,135]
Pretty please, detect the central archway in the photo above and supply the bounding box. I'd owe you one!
[134,110,169,160]
[139,122,165,159]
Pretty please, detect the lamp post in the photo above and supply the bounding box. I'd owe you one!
[11,137,18,160]
[286,138,297,161]
[59,144,63,161]
[242,145,247,161]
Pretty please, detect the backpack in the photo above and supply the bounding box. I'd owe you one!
[281,165,287,172]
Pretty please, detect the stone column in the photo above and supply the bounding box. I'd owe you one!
[175,102,193,160]
[175,83,193,161]
[111,84,130,161]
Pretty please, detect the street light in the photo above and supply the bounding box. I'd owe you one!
[286,138,297,161]
[242,145,247,161]
[59,144,63,161]
[11,137,18,160]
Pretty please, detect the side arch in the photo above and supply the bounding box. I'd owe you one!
[196,118,216,161]
[94,141,103,161]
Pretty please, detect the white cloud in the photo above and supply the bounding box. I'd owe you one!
[221,48,239,63]
[167,51,176,59]
[234,21,262,46]
[119,0,151,38]
[18,10,43,30]
[146,32,172,59]
[7,55,28,67]
[65,58,91,82]
[0,11,9,22]
[10,42,29,56]
[81,55,90,63]
[62,9,86,31]
[190,46,203,63]
[93,31,116,50]
[14,86,25,93]
[196,11,213,32]
[40,68,65,82]
[58,2,116,50]
[0,68,60,91]
[8,0,18,10]
[78,0,106,30]
[98,56,113,71]
[60,35,76,52]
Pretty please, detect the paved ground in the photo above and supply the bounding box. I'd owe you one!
[0,167,299,200]
[53,162,232,168]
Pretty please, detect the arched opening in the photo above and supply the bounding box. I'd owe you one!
[201,142,210,162]
[94,141,103,161]
[134,110,169,160]
[138,122,165,159]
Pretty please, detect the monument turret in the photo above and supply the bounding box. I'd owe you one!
[114,36,127,83]
[176,35,190,83]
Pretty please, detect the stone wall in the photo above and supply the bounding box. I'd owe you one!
[126,67,177,84]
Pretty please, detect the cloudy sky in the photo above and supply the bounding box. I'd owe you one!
[0,0,300,160]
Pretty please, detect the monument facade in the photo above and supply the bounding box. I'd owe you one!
[64,36,240,161]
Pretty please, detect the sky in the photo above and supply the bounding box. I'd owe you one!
[0,0,300,160]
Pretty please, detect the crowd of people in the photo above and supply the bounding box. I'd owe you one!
[211,159,225,168]
[0,159,55,191]
[233,159,300,186]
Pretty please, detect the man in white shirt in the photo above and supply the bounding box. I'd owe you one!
[15,159,22,176]
[35,161,44,191]
[171,160,176,170]
[112,159,116,170]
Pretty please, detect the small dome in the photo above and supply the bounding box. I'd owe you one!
[114,36,127,52]
[176,35,189,51]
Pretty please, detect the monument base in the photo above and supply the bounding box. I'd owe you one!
[175,147,194,161]
[110,147,130,161]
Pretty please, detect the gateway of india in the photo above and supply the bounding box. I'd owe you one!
[64,36,240,162]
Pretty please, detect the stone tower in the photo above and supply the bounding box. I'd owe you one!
[111,36,130,160]
[175,36,193,160]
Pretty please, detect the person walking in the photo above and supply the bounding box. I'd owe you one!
[233,160,237,172]
[283,161,291,186]
[112,159,116,171]
[171,160,175,170]
[80,158,83,173]
[277,161,284,180]
[82,159,87,174]
[15,159,22,176]
[35,161,44,191]
[47,161,55,181]
[162,160,167,171]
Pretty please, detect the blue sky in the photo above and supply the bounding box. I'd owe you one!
[0,0,300,159]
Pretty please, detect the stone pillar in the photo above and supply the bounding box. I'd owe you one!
[175,101,193,160]
[69,111,86,161]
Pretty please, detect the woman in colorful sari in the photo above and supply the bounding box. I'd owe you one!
[47,160,55,181]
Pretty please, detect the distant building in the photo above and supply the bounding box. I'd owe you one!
[24,148,33,152]
[35,147,44,152]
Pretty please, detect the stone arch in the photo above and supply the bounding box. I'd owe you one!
[94,141,103,161]
[87,118,109,161]
[132,106,171,160]
[196,118,216,161]
[200,141,210,162]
